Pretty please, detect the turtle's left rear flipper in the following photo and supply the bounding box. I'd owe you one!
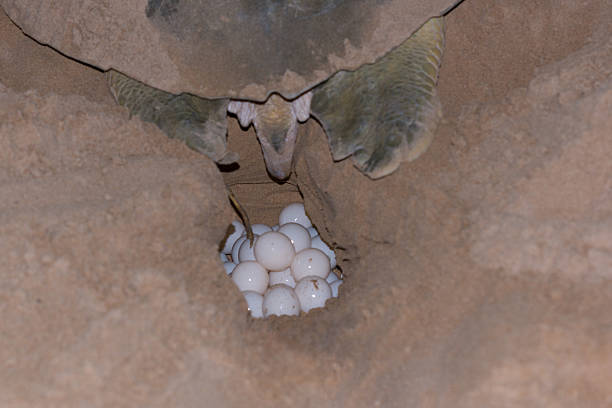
[107,70,237,164]
[310,17,445,179]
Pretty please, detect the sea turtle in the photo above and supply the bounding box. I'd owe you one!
[1,0,456,180]
[107,16,445,180]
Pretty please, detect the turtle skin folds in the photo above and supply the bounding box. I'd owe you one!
[310,17,445,179]
[107,70,237,164]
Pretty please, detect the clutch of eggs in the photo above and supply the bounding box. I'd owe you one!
[220,203,342,318]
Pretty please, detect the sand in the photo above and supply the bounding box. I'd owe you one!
[1,1,611,406]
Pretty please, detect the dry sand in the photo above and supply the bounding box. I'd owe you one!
[1,1,611,407]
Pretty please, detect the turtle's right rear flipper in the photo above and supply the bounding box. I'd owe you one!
[106,70,237,164]
[310,17,444,179]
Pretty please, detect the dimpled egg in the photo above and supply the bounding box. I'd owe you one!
[223,262,236,275]
[262,285,301,317]
[330,279,343,298]
[294,277,332,312]
[279,203,312,228]
[238,237,257,262]
[254,231,295,271]
[311,235,336,269]
[279,222,311,252]
[251,224,272,235]
[222,221,245,254]
[231,261,269,294]
[307,226,318,238]
[291,248,330,281]
[269,268,296,288]
[326,271,339,284]
[231,236,247,263]
[242,291,264,318]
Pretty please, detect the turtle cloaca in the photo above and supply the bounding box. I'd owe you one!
[107,17,446,180]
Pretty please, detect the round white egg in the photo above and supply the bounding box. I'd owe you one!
[269,268,296,288]
[251,223,272,235]
[254,231,296,271]
[231,261,269,294]
[262,285,301,317]
[310,235,336,269]
[231,236,247,263]
[279,203,312,228]
[238,237,257,262]
[219,252,229,263]
[223,262,236,275]
[242,291,264,318]
[279,222,311,252]
[294,277,332,313]
[330,279,343,298]
[291,248,330,281]
[222,221,245,254]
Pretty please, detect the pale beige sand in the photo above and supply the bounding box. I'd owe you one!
[1,2,611,406]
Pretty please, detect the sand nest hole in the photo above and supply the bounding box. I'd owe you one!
[220,202,343,318]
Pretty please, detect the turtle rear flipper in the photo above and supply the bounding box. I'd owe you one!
[310,17,445,179]
[107,70,237,164]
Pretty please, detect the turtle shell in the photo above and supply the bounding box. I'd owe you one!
[1,0,457,100]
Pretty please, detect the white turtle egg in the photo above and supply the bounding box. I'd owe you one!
[269,268,296,288]
[252,223,272,235]
[262,285,301,317]
[307,226,318,238]
[231,261,269,294]
[254,231,295,271]
[279,203,312,228]
[220,252,229,263]
[311,235,336,269]
[238,237,257,262]
[222,221,245,254]
[330,279,343,298]
[279,222,311,252]
[231,236,247,263]
[223,262,236,275]
[242,291,264,318]
[291,248,330,281]
[326,271,339,284]
[294,277,332,313]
